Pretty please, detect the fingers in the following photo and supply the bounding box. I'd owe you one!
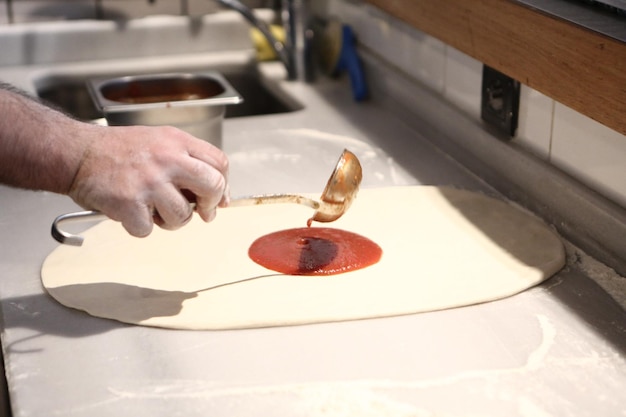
[120,147,227,234]
[69,125,231,237]
[186,140,229,181]
[128,155,227,232]
[119,203,154,238]
[119,186,195,235]
[152,185,195,231]
[171,147,229,223]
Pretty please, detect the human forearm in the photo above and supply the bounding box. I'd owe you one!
[0,84,92,194]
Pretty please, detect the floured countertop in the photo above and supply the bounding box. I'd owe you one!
[0,53,624,417]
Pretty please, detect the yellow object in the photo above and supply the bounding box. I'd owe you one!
[250,25,285,61]
[319,18,343,74]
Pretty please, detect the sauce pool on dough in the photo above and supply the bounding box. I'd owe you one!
[248,227,382,276]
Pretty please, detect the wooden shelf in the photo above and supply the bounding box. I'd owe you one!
[366,0,626,136]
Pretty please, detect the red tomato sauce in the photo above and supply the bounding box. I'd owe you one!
[248,227,382,276]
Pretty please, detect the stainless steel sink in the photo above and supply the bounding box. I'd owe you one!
[35,65,302,122]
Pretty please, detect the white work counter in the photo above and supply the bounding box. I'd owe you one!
[0,54,625,417]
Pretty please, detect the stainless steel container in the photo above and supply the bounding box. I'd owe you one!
[87,71,243,148]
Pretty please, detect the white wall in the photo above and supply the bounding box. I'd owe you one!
[326,0,626,209]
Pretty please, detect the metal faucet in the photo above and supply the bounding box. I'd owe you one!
[214,0,310,81]
[143,0,309,80]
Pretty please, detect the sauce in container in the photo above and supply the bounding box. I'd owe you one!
[101,76,225,104]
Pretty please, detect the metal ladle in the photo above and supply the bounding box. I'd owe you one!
[51,149,363,246]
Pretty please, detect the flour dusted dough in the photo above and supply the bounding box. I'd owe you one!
[41,186,565,330]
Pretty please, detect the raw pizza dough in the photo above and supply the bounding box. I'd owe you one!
[41,186,565,330]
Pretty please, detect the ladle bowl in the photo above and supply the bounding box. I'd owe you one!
[51,149,363,246]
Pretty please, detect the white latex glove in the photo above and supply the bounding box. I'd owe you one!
[68,125,229,237]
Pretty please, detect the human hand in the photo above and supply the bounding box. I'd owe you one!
[68,125,229,237]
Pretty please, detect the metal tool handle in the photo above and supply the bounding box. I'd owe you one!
[51,194,320,246]
[51,211,109,247]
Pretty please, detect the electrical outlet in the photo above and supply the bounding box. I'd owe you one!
[481,65,520,138]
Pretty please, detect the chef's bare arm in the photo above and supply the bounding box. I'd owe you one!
[0,83,230,237]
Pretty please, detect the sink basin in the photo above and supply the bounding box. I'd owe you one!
[35,65,301,122]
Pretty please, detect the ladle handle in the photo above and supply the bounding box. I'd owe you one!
[227,194,318,209]
[51,194,320,246]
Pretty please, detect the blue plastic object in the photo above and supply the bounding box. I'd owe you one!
[333,25,368,102]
